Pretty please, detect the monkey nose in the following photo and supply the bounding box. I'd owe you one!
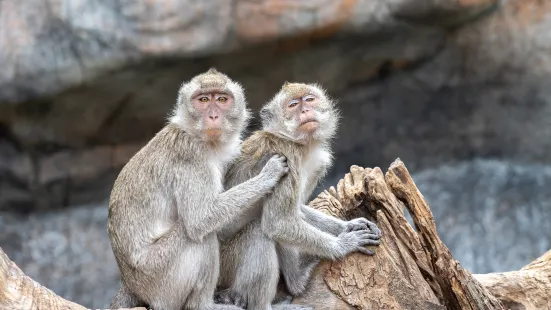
[206,115,222,127]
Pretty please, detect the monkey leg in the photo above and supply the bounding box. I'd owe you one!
[122,233,225,310]
[219,221,279,310]
[186,276,244,310]
[219,221,313,310]
[278,245,320,296]
[110,283,144,308]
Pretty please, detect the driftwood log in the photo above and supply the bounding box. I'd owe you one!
[1,159,549,310]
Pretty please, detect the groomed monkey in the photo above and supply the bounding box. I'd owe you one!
[107,69,289,310]
[216,82,381,310]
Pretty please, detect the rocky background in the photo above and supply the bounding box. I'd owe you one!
[1,0,551,308]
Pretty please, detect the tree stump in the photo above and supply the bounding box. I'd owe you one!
[293,159,550,310]
[1,159,549,309]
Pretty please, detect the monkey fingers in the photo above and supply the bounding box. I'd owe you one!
[273,154,290,175]
[345,218,369,232]
[356,230,382,245]
[345,218,382,238]
[355,230,381,256]
[365,220,382,237]
[262,154,290,183]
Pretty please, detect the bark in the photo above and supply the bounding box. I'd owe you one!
[473,250,551,310]
[0,159,549,310]
[294,159,550,310]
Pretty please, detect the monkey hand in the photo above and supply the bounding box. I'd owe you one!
[345,218,382,236]
[338,229,381,256]
[259,154,289,186]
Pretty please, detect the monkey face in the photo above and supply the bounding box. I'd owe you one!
[191,91,234,139]
[285,94,321,134]
[261,83,339,144]
[172,68,250,144]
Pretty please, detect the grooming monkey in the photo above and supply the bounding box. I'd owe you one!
[107,69,289,310]
[216,82,381,310]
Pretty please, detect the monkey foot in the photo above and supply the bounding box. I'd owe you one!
[215,289,247,308]
[272,304,313,310]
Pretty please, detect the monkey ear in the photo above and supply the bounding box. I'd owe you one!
[207,67,219,74]
[260,106,274,124]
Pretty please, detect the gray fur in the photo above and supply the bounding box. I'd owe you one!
[217,83,381,310]
[107,70,288,310]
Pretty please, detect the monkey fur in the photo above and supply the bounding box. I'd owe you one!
[216,82,381,310]
[107,69,288,310]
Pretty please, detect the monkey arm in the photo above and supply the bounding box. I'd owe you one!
[260,178,350,260]
[262,211,347,260]
[299,205,347,236]
[298,157,341,234]
[182,173,277,242]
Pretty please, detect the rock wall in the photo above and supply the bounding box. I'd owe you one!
[1,0,497,211]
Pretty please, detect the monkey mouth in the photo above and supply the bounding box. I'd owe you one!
[298,120,319,132]
[300,119,319,126]
[204,128,222,138]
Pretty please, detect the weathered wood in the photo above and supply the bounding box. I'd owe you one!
[385,159,504,310]
[473,250,551,310]
[296,160,549,310]
[295,165,444,309]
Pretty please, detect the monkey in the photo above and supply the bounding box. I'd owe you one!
[215,82,382,310]
[107,68,289,310]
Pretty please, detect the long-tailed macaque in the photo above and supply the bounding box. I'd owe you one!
[217,82,381,310]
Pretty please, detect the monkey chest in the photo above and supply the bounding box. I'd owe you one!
[298,149,331,198]
[208,163,225,192]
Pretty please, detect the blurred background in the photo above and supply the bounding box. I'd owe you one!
[1,0,551,308]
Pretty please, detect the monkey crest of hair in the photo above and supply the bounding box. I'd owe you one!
[171,68,251,145]
[260,82,340,144]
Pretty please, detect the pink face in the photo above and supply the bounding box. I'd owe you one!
[286,94,319,133]
[192,91,234,139]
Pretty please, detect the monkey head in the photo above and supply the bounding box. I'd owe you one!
[171,68,250,144]
[260,82,339,143]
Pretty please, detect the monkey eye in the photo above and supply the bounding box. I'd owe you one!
[288,99,300,108]
[217,96,228,103]
[303,95,315,102]
[199,96,209,103]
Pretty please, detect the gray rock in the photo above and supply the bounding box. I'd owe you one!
[0,202,120,309]
[0,0,493,104]
[413,159,551,273]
